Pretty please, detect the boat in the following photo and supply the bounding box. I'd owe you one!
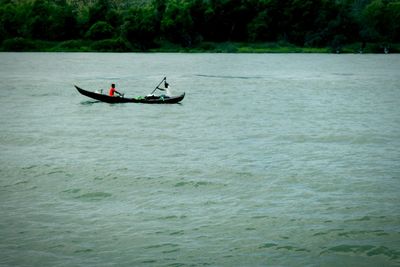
[74,85,185,104]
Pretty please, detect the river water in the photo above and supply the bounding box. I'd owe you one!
[0,52,399,266]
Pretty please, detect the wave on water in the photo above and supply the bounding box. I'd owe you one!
[80,100,100,105]
[174,180,222,188]
[62,190,112,201]
[332,72,355,77]
[95,77,121,80]
[276,133,390,145]
[256,239,400,263]
[75,192,112,201]
[320,244,400,261]
[258,243,311,252]
[28,93,55,97]
[195,74,263,79]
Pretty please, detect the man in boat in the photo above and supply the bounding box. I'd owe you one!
[109,83,123,97]
[159,81,171,97]
[145,80,171,99]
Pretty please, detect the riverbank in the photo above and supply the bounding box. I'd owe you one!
[1,38,399,53]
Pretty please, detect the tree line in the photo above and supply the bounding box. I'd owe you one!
[1,0,399,51]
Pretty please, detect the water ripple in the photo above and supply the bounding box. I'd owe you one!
[74,192,112,201]
[321,245,400,261]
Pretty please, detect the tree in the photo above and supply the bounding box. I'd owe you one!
[200,0,256,42]
[122,6,158,50]
[247,10,271,42]
[49,3,79,40]
[87,0,111,26]
[160,0,194,46]
[1,0,399,51]
[29,0,53,40]
[248,0,292,43]
[0,4,18,41]
[86,21,114,40]
[359,0,387,42]
[386,1,400,42]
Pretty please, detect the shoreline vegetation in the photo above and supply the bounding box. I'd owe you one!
[1,0,399,53]
[1,38,399,53]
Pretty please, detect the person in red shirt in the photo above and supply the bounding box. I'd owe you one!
[109,83,123,97]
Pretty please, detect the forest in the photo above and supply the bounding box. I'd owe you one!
[1,0,399,52]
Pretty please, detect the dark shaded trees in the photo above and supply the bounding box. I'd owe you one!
[1,0,400,51]
[86,21,114,40]
[160,0,194,45]
[121,6,159,50]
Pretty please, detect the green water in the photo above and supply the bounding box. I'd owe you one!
[0,53,399,266]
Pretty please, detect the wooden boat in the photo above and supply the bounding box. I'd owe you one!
[75,85,185,104]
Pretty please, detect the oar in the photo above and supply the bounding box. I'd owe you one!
[150,77,166,95]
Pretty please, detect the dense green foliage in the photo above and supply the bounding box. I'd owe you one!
[1,0,399,52]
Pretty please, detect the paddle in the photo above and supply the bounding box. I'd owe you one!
[150,77,166,95]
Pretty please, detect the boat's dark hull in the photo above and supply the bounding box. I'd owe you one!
[75,86,185,104]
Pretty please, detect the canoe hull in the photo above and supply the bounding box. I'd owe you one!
[75,86,185,104]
